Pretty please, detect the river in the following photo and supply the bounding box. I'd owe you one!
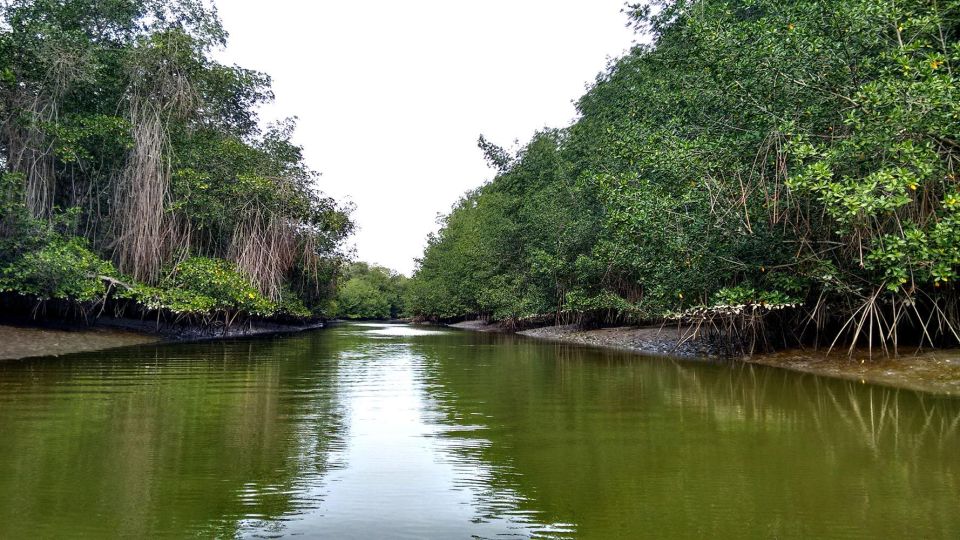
[1,322,958,538]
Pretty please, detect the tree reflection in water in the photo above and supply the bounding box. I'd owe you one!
[0,324,958,539]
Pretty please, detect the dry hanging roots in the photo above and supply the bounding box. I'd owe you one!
[112,37,196,282]
[230,209,297,301]
[112,105,175,283]
[4,37,94,219]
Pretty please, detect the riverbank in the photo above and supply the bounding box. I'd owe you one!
[0,324,159,361]
[450,321,960,395]
[0,317,326,361]
[449,320,716,357]
[746,349,960,395]
[520,324,718,358]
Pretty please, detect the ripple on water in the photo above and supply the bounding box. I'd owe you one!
[1,323,960,539]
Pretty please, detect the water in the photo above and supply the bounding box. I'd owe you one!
[1,322,958,538]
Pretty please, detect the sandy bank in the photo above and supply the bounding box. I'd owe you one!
[93,316,325,341]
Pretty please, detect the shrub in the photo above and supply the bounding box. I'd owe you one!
[0,237,116,302]
[123,257,276,317]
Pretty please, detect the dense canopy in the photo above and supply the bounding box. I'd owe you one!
[333,262,409,320]
[0,0,353,325]
[408,0,960,352]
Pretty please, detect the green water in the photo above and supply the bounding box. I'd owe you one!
[1,323,958,538]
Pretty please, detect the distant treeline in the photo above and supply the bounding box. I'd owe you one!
[408,0,960,352]
[0,0,352,326]
[332,262,408,321]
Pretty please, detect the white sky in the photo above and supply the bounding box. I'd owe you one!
[215,1,638,275]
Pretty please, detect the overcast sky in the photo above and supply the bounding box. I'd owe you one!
[215,1,638,275]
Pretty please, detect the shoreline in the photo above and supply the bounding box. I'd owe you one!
[0,317,326,362]
[449,320,960,396]
[448,320,717,358]
[9,316,960,396]
[0,323,159,361]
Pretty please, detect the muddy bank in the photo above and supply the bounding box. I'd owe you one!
[92,316,325,341]
[0,324,159,361]
[0,317,326,361]
[517,324,717,358]
[449,320,713,357]
[448,320,508,333]
[454,321,960,395]
[746,349,960,395]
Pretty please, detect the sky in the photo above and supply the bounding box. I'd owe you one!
[215,1,638,275]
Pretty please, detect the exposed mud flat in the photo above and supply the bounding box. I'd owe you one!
[447,320,507,333]
[746,348,960,396]
[449,320,715,358]
[94,316,325,341]
[0,324,159,361]
[0,318,326,361]
[453,321,960,395]
[517,324,718,358]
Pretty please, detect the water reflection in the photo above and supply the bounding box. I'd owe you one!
[0,323,958,538]
[0,335,349,538]
[280,324,568,538]
[414,333,960,539]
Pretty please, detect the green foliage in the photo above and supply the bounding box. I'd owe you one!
[334,262,408,320]
[0,0,352,324]
[337,278,390,320]
[0,236,115,302]
[709,287,802,310]
[410,0,960,348]
[45,114,133,164]
[0,173,41,257]
[0,173,117,303]
[273,288,312,319]
[123,258,275,317]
